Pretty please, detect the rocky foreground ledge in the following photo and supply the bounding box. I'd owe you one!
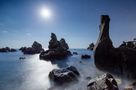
[94,15,136,78]
[40,33,71,60]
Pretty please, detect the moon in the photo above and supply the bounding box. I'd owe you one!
[40,8,52,19]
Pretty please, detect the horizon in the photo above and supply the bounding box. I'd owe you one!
[0,0,136,48]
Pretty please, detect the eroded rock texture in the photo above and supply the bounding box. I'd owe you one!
[87,73,119,90]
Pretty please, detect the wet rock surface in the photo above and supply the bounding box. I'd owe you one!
[87,73,119,90]
[40,33,71,60]
[20,41,44,54]
[0,47,17,52]
[49,66,80,84]
[94,15,136,78]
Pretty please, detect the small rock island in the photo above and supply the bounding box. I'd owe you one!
[40,33,71,60]
[20,41,44,54]
[0,47,17,52]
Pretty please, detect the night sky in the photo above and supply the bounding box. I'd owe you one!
[0,0,136,48]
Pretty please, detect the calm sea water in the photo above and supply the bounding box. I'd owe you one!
[0,49,132,90]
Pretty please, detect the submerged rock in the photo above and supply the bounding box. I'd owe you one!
[87,73,119,90]
[87,43,95,50]
[20,41,44,54]
[0,47,17,52]
[40,33,71,60]
[49,66,79,84]
[94,15,136,78]
[81,54,91,59]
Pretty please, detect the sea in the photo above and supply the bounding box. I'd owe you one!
[0,49,134,90]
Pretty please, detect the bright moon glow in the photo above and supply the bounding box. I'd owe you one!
[40,8,52,19]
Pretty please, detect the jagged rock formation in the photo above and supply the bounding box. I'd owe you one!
[60,38,69,50]
[49,66,80,84]
[48,33,59,50]
[119,40,136,49]
[40,33,71,60]
[0,47,17,52]
[94,15,136,78]
[87,43,94,50]
[87,73,119,90]
[20,41,44,54]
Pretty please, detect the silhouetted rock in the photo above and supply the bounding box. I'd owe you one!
[81,54,91,59]
[49,66,79,84]
[94,15,136,78]
[48,33,59,50]
[87,43,95,50]
[20,41,44,54]
[87,73,119,90]
[10,48,17,52]
[73,52,78,55]
[0,47,17,52]
[40,33,71,60]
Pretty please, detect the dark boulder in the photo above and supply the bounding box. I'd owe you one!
[40,33,71,60]
[73,52,78,55]
[87,73,119,90]
[81,54,91,59]
[94,15,136,78]
[87,43,95,50]
[20,41,44,54]
[40,49,71,60]
[49,66,79,84]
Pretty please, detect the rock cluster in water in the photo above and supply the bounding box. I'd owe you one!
[49,66,80,84]
[40,33,71,60]
[87,73,119,90]
[0,47,17,52]
[20,41,44,54]
[94,15,136,78]
[87,43,95,50]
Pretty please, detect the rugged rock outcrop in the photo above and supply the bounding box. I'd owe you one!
[20,41,44,54]
[49,66,80,84]
[87,43,95,50]
[81,54,91,59]
[94,15,136,78]
[40,33,71,60]
[87,73,119,90]
[0,47,17,52]
[119,40,136,49]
